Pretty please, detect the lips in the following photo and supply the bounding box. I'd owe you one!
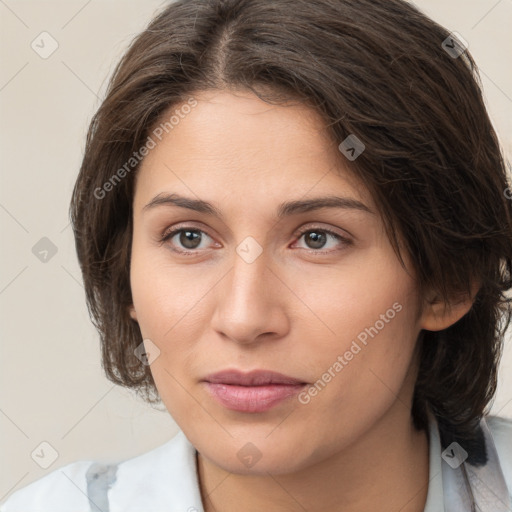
[203,369,305,386]
[202,369,307,413]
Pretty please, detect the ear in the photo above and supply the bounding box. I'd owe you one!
[419,280,480,332]
[128,304,138,322]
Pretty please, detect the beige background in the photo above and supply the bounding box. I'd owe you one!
[1,0,511,501]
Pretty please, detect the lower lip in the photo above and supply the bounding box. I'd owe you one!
[204,382,306,413]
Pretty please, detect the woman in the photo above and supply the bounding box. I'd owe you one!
[2,0,511,510]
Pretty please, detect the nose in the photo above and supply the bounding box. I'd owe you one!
[210,244,290,346]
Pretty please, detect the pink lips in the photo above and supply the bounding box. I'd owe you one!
[203,369,307,413]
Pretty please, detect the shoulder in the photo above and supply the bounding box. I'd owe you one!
[486,415,512,493]
[0,433,189,512]
[0,460,94,511]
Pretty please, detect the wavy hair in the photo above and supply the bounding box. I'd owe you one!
[70,0,512,441]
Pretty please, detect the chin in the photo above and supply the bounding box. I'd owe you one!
[195,432,321,476]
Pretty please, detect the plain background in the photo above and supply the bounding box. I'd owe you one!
[1,0,511,501]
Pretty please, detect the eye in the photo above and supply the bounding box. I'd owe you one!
[293,227,351,253]
[160,226,216,254]
[159,224,351,255]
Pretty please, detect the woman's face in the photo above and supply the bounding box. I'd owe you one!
[129,89,428,474]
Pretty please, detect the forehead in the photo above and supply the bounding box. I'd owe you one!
[133,89,372,211]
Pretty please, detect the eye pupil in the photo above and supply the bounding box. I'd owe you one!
[306,231,326,249]
[167,227,339,253]
[180,230,201,249]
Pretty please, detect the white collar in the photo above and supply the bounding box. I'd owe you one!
[95,413,512,511]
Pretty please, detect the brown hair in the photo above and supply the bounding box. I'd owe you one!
[70,0,512,442]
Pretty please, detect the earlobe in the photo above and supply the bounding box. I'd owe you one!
[128,305,138,322]
[420,281,480,332]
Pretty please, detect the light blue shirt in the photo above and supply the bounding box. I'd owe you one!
[2,414,511,511]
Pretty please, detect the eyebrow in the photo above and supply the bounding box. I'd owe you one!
[142,192,374,218]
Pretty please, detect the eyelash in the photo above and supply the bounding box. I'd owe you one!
[159,224,352,256]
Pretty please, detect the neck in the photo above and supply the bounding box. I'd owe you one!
[197,409,430,512]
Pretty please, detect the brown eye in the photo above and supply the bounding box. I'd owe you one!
[161,227,214,253]
[177,229,202,249]
[294,227,351,253]
[303,230,328,249]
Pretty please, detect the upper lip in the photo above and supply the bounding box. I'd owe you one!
[203,369,306,386]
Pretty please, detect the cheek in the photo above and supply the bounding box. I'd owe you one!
[128,244,219,397]
[129,241,209,337]
[286,247,418,347]
[129,249,207,420]
[289,252,420,403]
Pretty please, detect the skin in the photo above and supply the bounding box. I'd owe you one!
[128,89,475,512]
